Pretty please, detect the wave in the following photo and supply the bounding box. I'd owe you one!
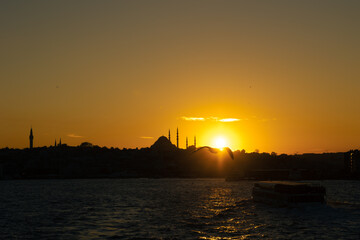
[327,200,360,209]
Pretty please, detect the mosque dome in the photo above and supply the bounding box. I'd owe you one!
[150,136,177,151]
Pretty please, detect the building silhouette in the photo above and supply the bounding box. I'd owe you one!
[345,150,360,176]
[151,136,177,151]
[29,128,34,149]
[167,128,197,149]
[176,128,179,148]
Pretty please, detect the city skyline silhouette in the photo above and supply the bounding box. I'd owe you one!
[1,1,360,154]
[1,2,360,240]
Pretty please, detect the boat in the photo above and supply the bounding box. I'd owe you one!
[252,181,326,206]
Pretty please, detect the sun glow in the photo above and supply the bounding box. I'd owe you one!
[213,137,227,150]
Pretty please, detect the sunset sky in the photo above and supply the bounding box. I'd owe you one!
[1,0,360,153]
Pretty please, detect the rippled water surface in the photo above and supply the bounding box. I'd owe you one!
[1,179,360,239]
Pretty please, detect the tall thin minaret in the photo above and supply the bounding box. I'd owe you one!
[186,137,188,149]
[29,127,34,149]
[59,138,62,146]
[176,127,179,148]
[54,139,57,147]
[168,129,171,142]
[194,136,196,148]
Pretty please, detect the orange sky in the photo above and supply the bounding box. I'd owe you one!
[1,1,360,153]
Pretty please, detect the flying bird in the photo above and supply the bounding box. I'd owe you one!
[192,146,234,160]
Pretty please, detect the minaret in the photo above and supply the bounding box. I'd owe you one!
[186,137,188,149]
[54,139,57,147]
[194,136,196,148]
[168,129,171,143]
[176,127,179,148]
[29,128,34,149]
[59,138,62,146]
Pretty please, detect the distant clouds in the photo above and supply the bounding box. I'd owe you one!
[181,116,277,123]
[140,136,154,139]
[67,134,83,138]
[181,116,242,122]
[181,117,205,121]
[218,118,241,122]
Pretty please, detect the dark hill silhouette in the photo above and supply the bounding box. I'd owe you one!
[0,137,352,179]
[150,136,177,151]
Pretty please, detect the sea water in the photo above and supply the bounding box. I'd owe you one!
[1,179,359,239]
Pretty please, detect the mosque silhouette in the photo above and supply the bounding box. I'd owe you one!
[29,127,195,149]
[29,127,62,149]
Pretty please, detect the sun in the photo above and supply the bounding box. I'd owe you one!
[213,137,227,150]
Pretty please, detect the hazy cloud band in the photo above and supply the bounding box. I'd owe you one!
[67,134,83,138]
[181,116,241,122]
